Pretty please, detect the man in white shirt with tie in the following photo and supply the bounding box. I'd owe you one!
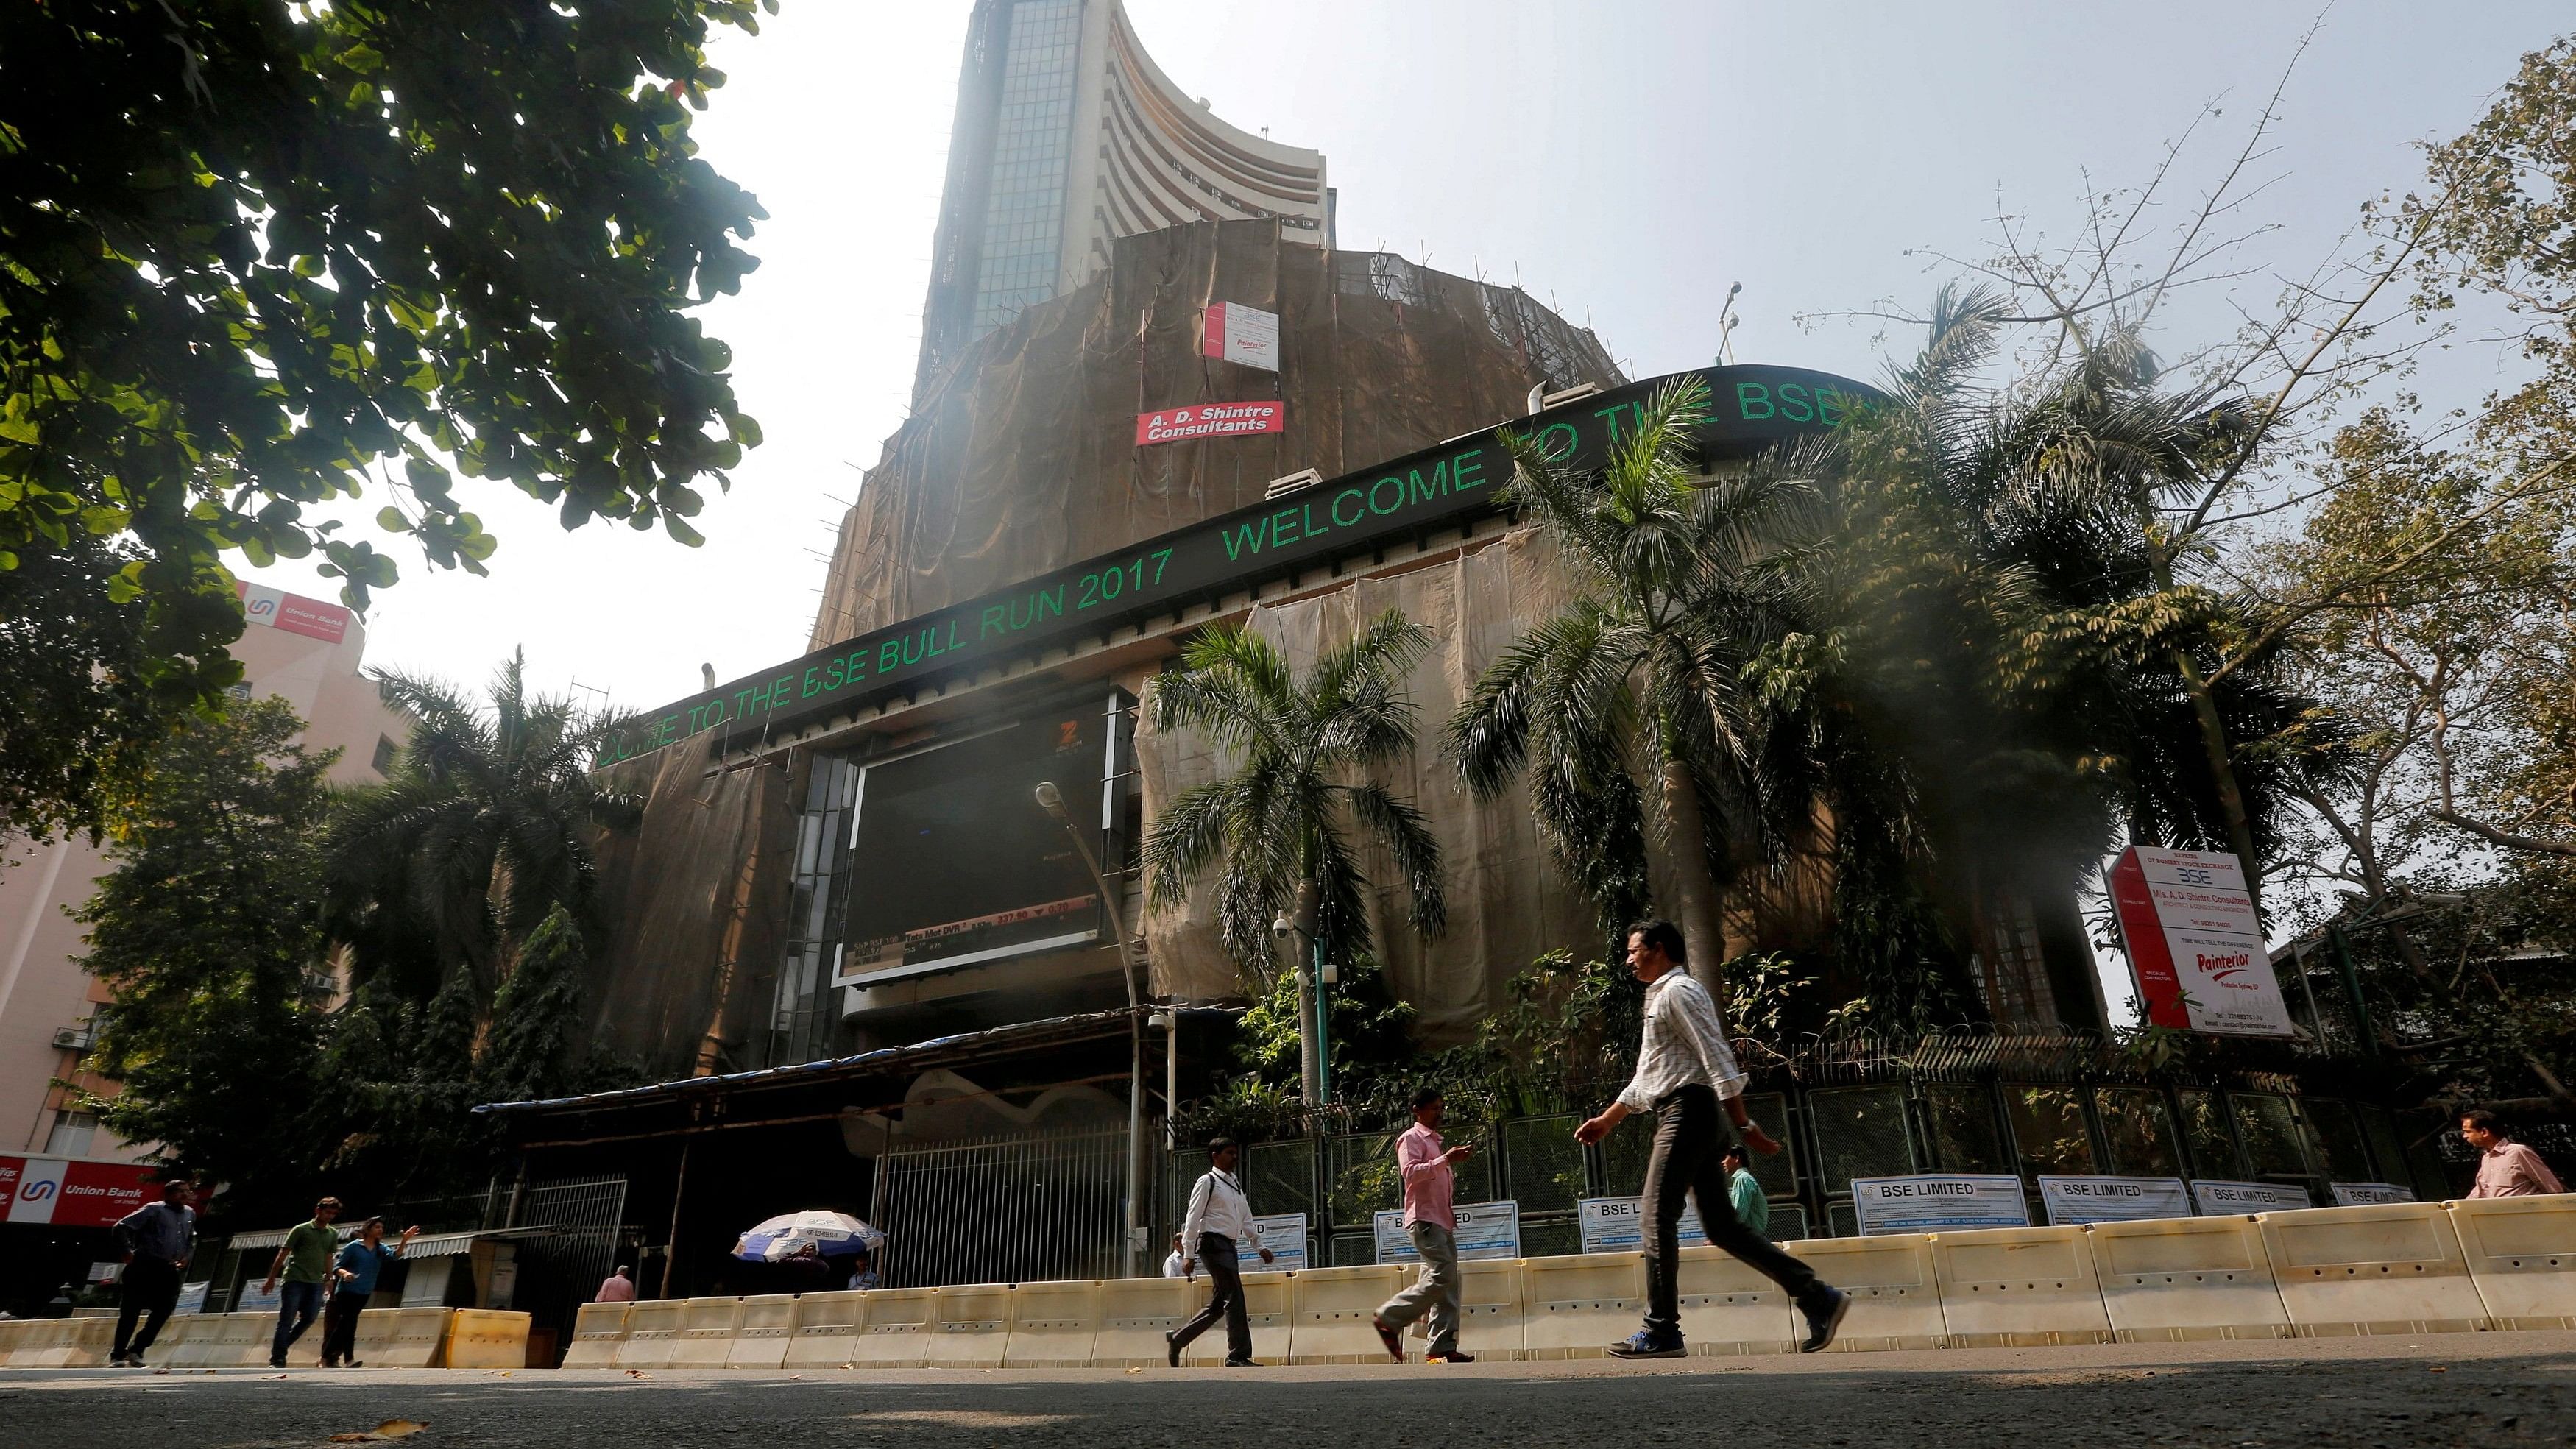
[1577,920,1848,1358]
[1167,1136,1275,1366]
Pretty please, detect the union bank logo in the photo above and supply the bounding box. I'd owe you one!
[2195,949,2254,985]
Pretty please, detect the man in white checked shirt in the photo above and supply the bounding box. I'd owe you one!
[1577,920,1848,1358]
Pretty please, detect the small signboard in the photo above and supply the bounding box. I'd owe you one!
[173,1280,210,1316]
[1202,302,1281,372]
[2037,1175,2193,1225]
[1374,1202,1520,1264]
[2328,1182,2416,1207]
[2108,845,2293,1037]
[1248,1212,1309,1272]
[1577,1197,1708,1253]
[1134,400,1285,446]
[1850,1175,2031,1235]
[2189,1180,2314,1214]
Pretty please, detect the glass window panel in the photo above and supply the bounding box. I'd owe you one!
[2003,1085,2097,1178]
[2176,1089,2240,1179]
[1827,1200,1860,1239]
[1766,1204,1810,1242]
[1330,1234,1374,1267]
[2301,1099,2372,1181]
[1245,1138,1314,1221]
[2093,1088,2182,1177]
[1810,1086,1914,1194]
[1923,1085,2009,1174]
[2231,1093,2312,1178]
[1501,1116,1584,1215]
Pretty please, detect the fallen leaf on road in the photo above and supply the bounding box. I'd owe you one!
[1124,1367,1142,1375]
[2429,1366,2449,1373]
[325,1420,427,1442]
[625,1370,649,1379]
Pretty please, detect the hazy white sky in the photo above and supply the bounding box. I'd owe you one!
[238,0,2564,712]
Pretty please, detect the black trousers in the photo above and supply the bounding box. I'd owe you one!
[1169,1232,1252,1361]
[113,1256,183,1358]
[1641,1085,1827,1336]
[319,1289,369,1364]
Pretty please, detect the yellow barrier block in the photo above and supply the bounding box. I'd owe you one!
[1674,1245,1799,1356]
[444,1309,528,1369]
[781,1292,868,1370]
[662,1297,744,1370]
[614,1300,686,1369]
[203,1311,263,1367]
[921,1284,1013,1369]
[1786,1234,1944,1352]
[1180,1270,1289,1365]
[2448,1197,2576,1331]
[26,1316,113,1368]
[727,1294,801,1370]
[1090,1276,1200,1367]
[1002,1280,1102,1368]
[1285,1264,1406,1364]
[153,1314,222,1368]
[562,1302,634,1369]
[1931,1225,2112,1348]
[845,1286,935,1369]
[2090,1214,2291,1342]
[2260,1202,2489,1336]
[0,1316,38,1367]
[1521,1253,1643,1359]
[1457,1257,1527,1361]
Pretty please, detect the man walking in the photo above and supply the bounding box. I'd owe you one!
[2462,1110,2567,1197]
[320,1217,418,1367]
[1167,1136,1274,1367]
[594,1265,638,1303]
[1577,921,1847,1358]
[1370,1086,1476,1364]
[1723,1142,1769,1238]
[109,1177,196,1367]
[261,1196,343,1367]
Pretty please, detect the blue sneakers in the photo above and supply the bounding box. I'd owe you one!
[1606,1329,1686,1359]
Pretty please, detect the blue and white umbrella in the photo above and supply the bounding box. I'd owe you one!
[731,1211,885,1263]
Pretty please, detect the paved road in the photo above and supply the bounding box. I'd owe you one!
[3,1331,2568,1448]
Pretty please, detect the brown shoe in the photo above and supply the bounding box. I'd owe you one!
[1372,1317,1405,1363]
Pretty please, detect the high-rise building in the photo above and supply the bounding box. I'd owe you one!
[912,0,1331,398]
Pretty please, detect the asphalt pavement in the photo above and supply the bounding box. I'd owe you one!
[2,1330,2568,1448]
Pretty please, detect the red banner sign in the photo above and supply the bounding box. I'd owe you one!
[235,581,351,643]
[0,1155,163,1228]
[1135,401,1285,447]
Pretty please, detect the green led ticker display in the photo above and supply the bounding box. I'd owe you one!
[599,365,1877,765]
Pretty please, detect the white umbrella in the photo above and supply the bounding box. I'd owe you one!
[730,1210,885,1263]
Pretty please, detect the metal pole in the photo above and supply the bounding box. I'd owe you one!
[1312,939,1331,1106]
[1038,782,1145,1278]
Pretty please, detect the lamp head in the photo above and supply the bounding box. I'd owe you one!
[1033,780,1066,818]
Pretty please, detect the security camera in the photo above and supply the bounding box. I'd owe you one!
[1272,915,1293,940]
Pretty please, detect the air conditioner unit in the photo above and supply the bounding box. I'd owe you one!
[52,1025,94,1052]
[1263,468,1323,500]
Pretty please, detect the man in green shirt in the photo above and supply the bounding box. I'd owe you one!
[1723,1143,1769,1237]
[261,1197,343,1367]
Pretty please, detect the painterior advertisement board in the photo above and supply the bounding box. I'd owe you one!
[1850,1175,2031,1235]
[2108,845,2293,1036]
[1374,1202,1520,1264]
[2037,1175,2193,1225]
[1248,1213,1309,1272]
[1577,1197,1708,1253]
[2329,1182,2417,1206]
[1201,302,1281,371]
[2189,1180,2314,1214]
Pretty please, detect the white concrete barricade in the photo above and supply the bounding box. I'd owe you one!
[613,1300,685,1370]
[780,1292,866,1370]
[1930,1225,2114,1347]
[921,1284,1013,1369]
[1089,1275,1200,1368]
[213,1311,269,1367]
[726,1294,801,1370]
[155,1314,223,1368]
[1284,1264,1406,1364]
[1180,1270,1289,1365]
[0,1316,40,1367]
[664,1297,744,1370]
[443,1309,528,1369]
[2447,1196,2576,1331]
[2089,1214,2293,1342]
[2258,1202,2490,1336]
[29,1316,113,1368]
[1001,1279,1102,1369]
[845,1286,935,1369]
[1457,1256,1528,1361]
[562,1302,634,1368]
[1520,1253,1643,1359]
[1674,1244,1800,1356]
[372,1308,456,1369]
[1786,1233,1945,1352]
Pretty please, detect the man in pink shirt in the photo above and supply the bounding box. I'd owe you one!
[2462,1110,2567,1197]
[1370,1086,1476,1364]
[594,1266,638,1303]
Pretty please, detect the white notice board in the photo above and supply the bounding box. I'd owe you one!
[2037,1175,2193,1225]
[1374,1202,1520,1264]
[1577,1197,1708,1254]
[2328,1182,2416,1206]
[2189,1180,2314,1214]
[1248,1212,1309,1270]
[1850,1175,2031,1235]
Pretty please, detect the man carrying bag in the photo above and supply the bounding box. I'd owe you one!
[1166,1136,1273,1367]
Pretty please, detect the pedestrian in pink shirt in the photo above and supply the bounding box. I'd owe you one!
[2461,1110,2567,1197]
[1370,1086,1476,1363]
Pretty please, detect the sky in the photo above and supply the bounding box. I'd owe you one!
[230,1,2568,1006]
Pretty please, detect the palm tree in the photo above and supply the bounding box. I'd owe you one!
[1447,376,1821,976]
[326,648,642,1003]
[1142,609,1446,1102]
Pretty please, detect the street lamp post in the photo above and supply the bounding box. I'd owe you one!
[1036,781,1147,1280]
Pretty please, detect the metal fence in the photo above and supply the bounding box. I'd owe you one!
[872,1129,1138,1289]
[506,1174,629,1358]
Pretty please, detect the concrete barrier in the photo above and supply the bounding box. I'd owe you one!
[1002,1280,1102,1369]
[562,1302,633,1368]
[1457,1257,1528,1361]
[1931,1226,2113,1348]
[1180,1270,1289,1365]
[780,1292,867,1370]
[661,1297,744,1370]
[443,1310,528,1369]
[353,1307,445,1368]
[1786,1233,1945,1352]
[727,1294,802,1370]
[1521,1253,1643,1359]
[0,1316,37,1367]
[25,1316,113,1368]
[2090,1214,2293,1342]
[921,1284,1013,1369]
[2259,1202,2489,1336]
[845,1287,935,1369]
[1674,1244,1800,1356]
[2447,1197,2576,1331]
[154,1313,222,1368]
[1090,1275,1200,1367]
[1285,1265,1407,1364]
[614,1300,685,1370]
[212,1311,269,1367]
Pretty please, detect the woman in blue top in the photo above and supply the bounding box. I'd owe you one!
[321,1217,420,1368]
